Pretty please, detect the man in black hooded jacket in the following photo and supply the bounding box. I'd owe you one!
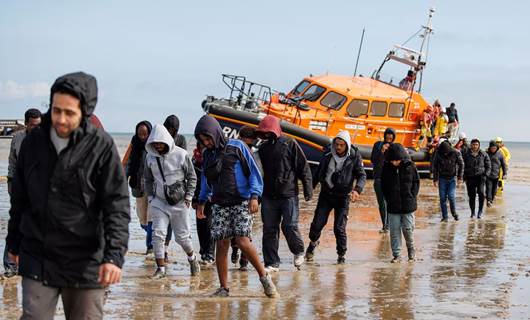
[381,143,420,263]
[370,127,396,232]
[6,72,130,319]
[432,140,464,222]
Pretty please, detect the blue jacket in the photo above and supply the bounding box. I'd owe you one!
[200,139,263,206]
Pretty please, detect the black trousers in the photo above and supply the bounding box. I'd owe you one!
[308,193,350,256]
[465,176,485,214]
[196,202,215,260]
[486,177,499,202]
[261,196,304,267]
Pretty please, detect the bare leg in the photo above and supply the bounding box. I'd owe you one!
[216,239,231,288]
[235,236,266,278]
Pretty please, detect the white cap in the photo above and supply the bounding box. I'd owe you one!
[459,132,467,140]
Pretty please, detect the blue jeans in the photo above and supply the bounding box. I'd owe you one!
[141,222,153,250]
[438,176,457,219]
[388,213,415,258]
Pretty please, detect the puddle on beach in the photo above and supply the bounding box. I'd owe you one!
[1,138,530,319]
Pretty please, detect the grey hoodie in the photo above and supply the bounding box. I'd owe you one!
[326,130,352,188]
[144,124,196,207]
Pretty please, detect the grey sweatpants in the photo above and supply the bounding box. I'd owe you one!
[21,277,105,320]
[151,200,194,259]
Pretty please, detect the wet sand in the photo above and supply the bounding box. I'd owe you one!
[1,138,530,319]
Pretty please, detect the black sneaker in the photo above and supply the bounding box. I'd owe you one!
[391,256,401,263]
[441,217,449,222]
[470,213,475,218]
[453,215,459,221]
[477,211,483,219]
[164,252,169,264]
[231,248,240,264]
[337,255,346,264]
[305,241,319,261]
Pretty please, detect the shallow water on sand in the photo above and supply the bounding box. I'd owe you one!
[1,137,530,319]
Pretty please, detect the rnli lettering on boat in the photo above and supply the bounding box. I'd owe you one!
[345,124,366,130]
[222,126,239,139]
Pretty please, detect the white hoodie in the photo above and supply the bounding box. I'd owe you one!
[326,130,352,188]
[144,124,196,207]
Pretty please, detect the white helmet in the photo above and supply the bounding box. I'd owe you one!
[459,132,467,140]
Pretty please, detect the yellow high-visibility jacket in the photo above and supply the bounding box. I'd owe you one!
[499,146,511,164]
[434,115,448,137]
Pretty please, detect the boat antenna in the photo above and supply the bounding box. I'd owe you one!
[417,7,435,92]
[354,28,365,77]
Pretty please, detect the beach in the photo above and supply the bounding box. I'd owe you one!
[1,136,530,319]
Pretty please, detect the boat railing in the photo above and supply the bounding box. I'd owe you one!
[0,119,25,138]
[221,74,273,108]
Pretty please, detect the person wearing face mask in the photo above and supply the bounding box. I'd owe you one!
[144,124,199,279]
[256,115,313,272]
[305,130,366,264]
[381,143,420,263]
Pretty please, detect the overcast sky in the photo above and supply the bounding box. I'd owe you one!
[1,1,528,141]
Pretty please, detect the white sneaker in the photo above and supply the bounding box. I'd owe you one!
[293,254,304,269]
[264,265,279,273]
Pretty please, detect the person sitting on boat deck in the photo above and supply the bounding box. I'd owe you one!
[446,102,459,140]
[455,132,470,156]
[144,124,199,279]
[230,125,261,271]
[256,115,313,272]
[7,72,130,319]
[381,143,420,263]
[486,140,507,207]
[495,137,511,196]
[370,127,396,233]
[4,108,41,279]
[432,140,464,222]
[433,106,449,139]
[194,115,278,298]
[463,139,491,219]
[305,130,366,264]
[399,70,416,91]
[125,121,153,255]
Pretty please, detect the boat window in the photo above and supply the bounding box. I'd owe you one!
[388,102,406,118]
[370,101,387,116]
[301,84,326,102]
[346,99,369,117]
[320,91,347,110]
[292,80,310,96]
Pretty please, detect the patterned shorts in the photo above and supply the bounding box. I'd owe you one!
[210,201,253,241]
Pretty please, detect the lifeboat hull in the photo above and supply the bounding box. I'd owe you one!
[204,103,431,173]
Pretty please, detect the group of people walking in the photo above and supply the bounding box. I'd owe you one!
[1,70,512,318]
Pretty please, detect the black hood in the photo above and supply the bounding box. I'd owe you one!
[50,72,98,117]
[384,127,396,142]
[132,120,152,146]
[163,115,180,136]
[386,143,411,161]
[194,115,226,149]
[438,140,452,155]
